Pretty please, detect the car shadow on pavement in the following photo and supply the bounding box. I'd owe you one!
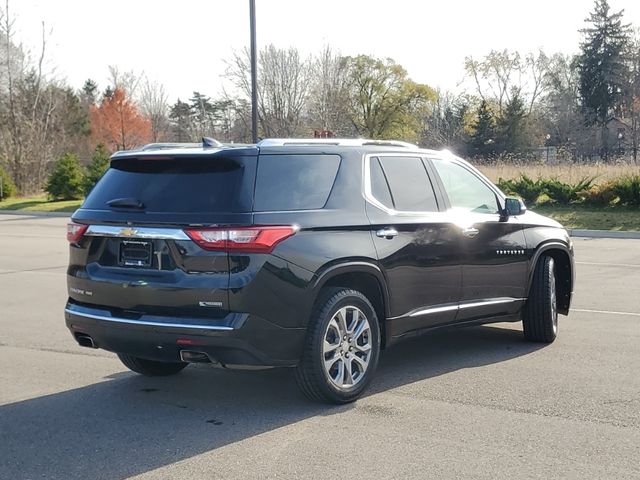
[0,324,544,480]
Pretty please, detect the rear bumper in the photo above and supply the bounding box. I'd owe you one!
[65,302,305,368]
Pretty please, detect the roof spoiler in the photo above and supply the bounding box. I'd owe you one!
[140,137,223,151]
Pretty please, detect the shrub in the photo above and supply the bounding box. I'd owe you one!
[0,165,17,200]
[577,181,617,207]
[84,144,111,195]
[45,153,85,200]
[612,175,640,206]
[497,175,545,205]
[542,177,594,205]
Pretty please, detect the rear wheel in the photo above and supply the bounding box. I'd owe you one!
[295,288,381,404]
[523,256,558,343]
[117,353,188,376]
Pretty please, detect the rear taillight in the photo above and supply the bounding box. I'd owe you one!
[184,226,297,253]
[67,222,88,244]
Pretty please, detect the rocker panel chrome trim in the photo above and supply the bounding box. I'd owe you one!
[391,297,526,320]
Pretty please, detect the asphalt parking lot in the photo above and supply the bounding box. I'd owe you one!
[0,213,639,480]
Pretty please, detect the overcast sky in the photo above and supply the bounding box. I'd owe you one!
[10,0,640,102]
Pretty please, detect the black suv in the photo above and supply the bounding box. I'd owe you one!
[65,138,574,403]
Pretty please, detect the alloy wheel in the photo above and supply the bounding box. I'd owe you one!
[322,305,372,390]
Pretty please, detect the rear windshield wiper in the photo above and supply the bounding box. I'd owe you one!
[106,197,146,209]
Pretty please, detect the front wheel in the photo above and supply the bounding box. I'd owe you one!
[117,353,188,376]
[522,256,558,343]
[295,288,381,404]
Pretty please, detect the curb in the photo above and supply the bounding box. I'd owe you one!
[0,210,71,218]
[569,229,640,239]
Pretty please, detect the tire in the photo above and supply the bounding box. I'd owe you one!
[522,256,558,343]
[295,287,381,404]
[117,353,188,376]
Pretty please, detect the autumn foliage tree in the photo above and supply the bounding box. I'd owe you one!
[90,88,152,151]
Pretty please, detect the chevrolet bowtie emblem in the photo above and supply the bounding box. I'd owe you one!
[119,228,138,237]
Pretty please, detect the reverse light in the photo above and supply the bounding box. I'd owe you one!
[67,222,88,244]
[184,226,297,253]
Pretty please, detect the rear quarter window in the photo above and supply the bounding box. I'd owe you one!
[253,154,341,211]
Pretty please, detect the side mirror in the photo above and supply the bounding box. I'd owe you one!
[504,196,526,217]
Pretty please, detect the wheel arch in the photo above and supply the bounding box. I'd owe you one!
[528,242,574,315]
[312,262,390,348]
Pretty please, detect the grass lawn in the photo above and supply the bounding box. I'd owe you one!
[531,206,640,231]
[0,195,82,213]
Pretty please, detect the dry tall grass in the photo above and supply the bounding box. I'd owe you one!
[475,162,640,184]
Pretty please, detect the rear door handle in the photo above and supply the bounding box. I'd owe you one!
[376,227,398,239]
[462,227,479,238]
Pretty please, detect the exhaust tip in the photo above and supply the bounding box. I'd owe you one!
[74,333,97,349]
[180,350,213,363]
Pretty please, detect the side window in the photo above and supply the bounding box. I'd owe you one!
[254,154,340,211]
[374,156,438,212]
[432,159,499,214]
[369,157,394,210]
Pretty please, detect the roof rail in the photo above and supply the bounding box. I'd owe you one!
[257,138,418,148]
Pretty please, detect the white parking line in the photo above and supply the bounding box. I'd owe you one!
[573,308,640,317]
[576,262,640,268]
[0,268,65,276]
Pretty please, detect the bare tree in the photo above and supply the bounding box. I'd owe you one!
[139,79,169,142]
[524,50,550,115]
[307,45,351,135]
[629,30,640,163]
[225,45,312,137]
[0,1,89,193]
[465,50,523,114]
[421,89,470,151]
[108,65,142,99]
[0,1,54,193]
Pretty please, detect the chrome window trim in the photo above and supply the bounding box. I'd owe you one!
[85,225,190,240]
[65,308,233,331]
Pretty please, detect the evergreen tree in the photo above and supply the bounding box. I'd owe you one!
[45,153,85,200]
[470,100,497,157]
[81,79,98,106]
[84,144,111,195]
[169,99,193,142]
[577,0,631,156]
[497,89,529,154]
[0,164,17,200]
[189,92,219,138]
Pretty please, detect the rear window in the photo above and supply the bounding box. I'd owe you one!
[83,157,248,213]
[253,154,341,211]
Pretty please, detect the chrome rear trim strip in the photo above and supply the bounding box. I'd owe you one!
[85,225,190,240]
[65,308,233,331]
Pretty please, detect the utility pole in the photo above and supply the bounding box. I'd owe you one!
[249,0,258,143]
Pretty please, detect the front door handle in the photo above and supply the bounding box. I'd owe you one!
[462,227,479,238]
[376,227,398,239]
